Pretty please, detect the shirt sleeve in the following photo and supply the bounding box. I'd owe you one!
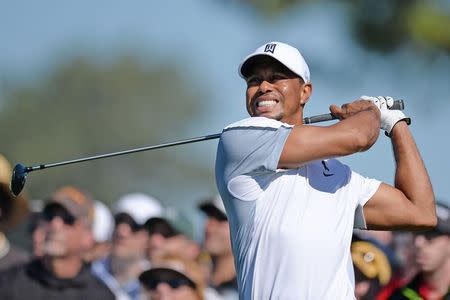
[351,171,381,229]
[215,117,293,184]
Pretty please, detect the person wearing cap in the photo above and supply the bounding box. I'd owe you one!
[145,217,200,262]
[387,202,450,300]
[351,238,392,299]
[91,192,164,300]
[83,200,114,262]
[215,41,436,299]
[139,254,213,300]
[0,186,115,299]
[0,154,30,271]
[199,195,238,300]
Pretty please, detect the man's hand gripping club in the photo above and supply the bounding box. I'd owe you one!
[361,96,411,137]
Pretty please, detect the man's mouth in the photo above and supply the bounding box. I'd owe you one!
[256,100,277,108]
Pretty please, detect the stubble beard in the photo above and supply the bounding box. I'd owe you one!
[43,239,68,257]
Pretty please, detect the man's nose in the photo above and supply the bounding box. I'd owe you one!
[115,222,133,237]
[48,216,65,229]
[258,80,273,93]
[414,234,426,248]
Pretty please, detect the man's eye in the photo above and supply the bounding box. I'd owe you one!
[271,74,286,81]
[246,78,260,86]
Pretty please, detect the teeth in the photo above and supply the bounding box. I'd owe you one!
[257,100,276,107]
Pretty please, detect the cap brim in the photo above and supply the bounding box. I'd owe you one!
[44,201,70,213]
[239,53,301,79]
[139,268,195,288]
[239,54,276,78]
[433,225,450,235]
[198,202,227,221]
[144,217,179,238]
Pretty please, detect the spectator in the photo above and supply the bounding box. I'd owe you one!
[27,200,45,258]
[199,195,238,299]
[355,230,396,262]
[146,217,179,260]
[0,185,115,299]
[387,202,450,300]
[139,254,206,300]
[351,239,392,300]
[92,192,163,300]
[146,217,200,262]
[84,200,114,262]
[377,232,418,300]
[0,154,30,271]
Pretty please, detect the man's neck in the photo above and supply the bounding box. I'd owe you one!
[212,252,236,286]
[423,260,450,299]
[110,255,146,285]
[44,255,83,278]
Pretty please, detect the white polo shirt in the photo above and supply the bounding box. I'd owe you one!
[215,117,381,300]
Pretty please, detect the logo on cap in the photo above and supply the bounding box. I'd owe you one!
[264,43,277,54]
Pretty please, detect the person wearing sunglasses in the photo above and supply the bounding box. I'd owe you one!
[387,202,450,300]
[139,254,205,300]
[0,185,115,299]
[92,192,164,300]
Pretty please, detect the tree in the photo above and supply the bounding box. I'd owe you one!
[0,55,216,214]
[234,0,450,53]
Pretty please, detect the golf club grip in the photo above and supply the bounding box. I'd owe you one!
[303,99,404,124]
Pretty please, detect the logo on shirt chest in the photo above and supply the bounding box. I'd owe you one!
[322,160,334,177]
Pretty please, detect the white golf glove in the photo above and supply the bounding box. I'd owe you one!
[360,95,410,136]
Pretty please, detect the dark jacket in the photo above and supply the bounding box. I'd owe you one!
[0,258,115,300]
[0,244,29,272]
[388,274,450,300]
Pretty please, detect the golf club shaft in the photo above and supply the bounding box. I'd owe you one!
[26,133,221,172]
[25,99,404,172]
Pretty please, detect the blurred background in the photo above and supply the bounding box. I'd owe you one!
[1,0,449,243]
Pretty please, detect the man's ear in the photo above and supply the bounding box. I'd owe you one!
[82,228,95,250]
[300,83,312,106]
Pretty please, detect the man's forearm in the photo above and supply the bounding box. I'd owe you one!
[391,122,436,223]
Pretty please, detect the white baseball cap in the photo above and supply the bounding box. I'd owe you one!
[113,193,164,225]
[92,201,114,243]
[239,41,310,84]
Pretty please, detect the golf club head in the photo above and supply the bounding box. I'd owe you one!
[10,164,28,196]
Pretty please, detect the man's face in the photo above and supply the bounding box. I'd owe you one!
[414,232,450,272]
[244,56,311,125]
[204,216,231,257]
[41,204,92,258]
[148,235,200,262]
[112,213,149,259]
[145,283,199,300]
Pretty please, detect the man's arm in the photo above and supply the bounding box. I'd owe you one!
[279,99,381,168]
[363,122,436,230]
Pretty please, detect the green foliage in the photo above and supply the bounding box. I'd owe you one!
[235,0,450,53]
[241,0,300,17]
[351,0,412,52]
[407,3,450,51]
[351,0,449,53]
[0,56,215,208]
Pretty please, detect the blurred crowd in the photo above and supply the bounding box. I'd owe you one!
[0,153,448,300]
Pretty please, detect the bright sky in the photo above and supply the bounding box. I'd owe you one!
[1,0,449,206]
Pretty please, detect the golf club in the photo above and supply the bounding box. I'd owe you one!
[10,99,405,196]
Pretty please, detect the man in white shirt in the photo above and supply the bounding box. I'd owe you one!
[215,41,436,299]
